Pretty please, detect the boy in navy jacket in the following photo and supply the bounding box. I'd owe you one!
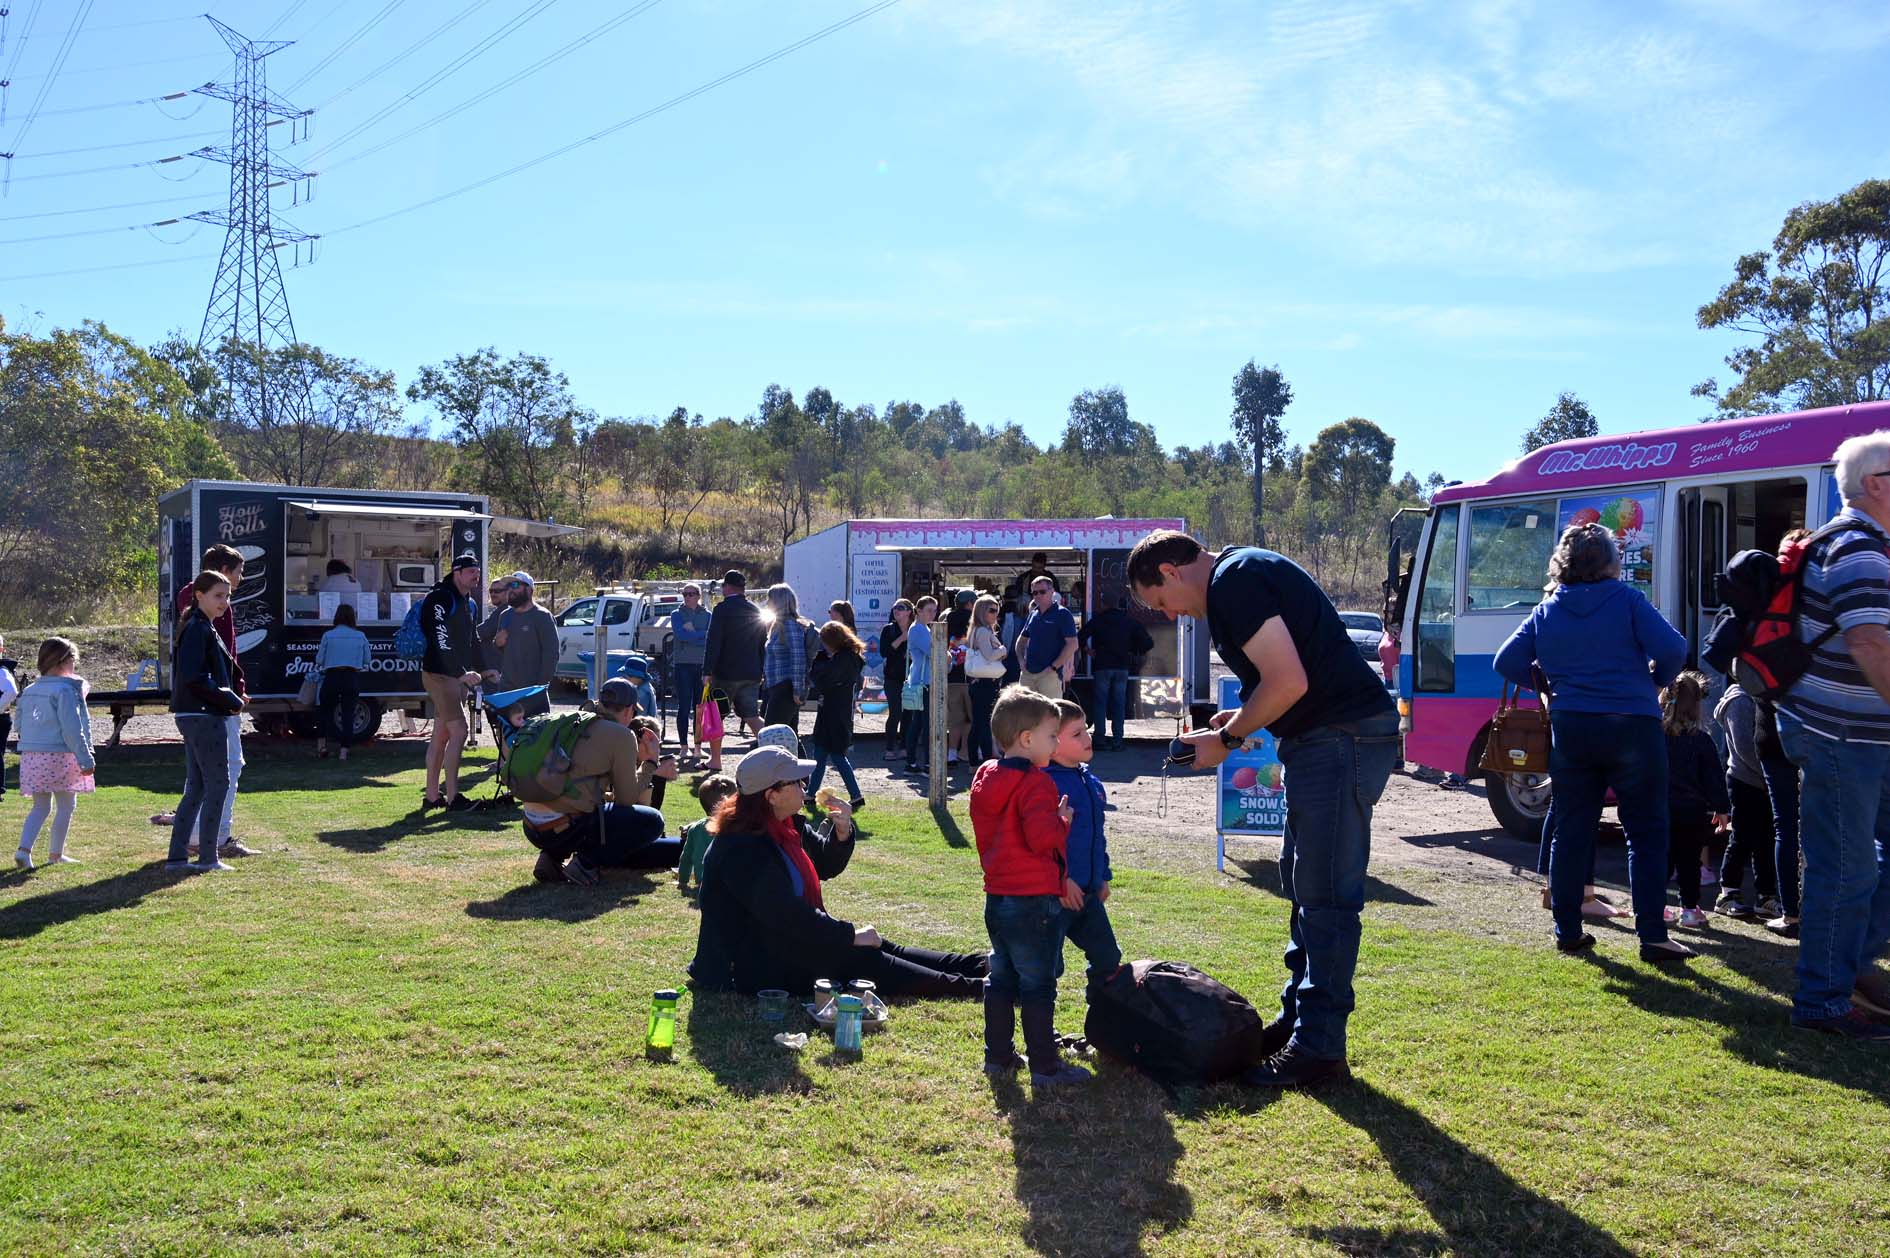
[1044,700,1124,995]
[969,685,1088,1088]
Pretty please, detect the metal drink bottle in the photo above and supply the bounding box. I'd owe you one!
[646,988,679,1060]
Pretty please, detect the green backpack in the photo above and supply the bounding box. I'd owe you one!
[503,711,598,804]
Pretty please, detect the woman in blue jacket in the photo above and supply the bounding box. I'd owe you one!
[1494,523,1693,962]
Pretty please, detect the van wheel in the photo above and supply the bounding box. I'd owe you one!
[348,698,384,742]
[1487,769,1551,839]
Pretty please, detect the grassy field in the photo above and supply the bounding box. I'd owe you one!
[2,742,1887,1257]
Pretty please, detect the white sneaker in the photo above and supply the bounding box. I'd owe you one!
[193,861,236,873]
[13,850,31,871]
[1677,907,1709,929]
[45,854,79,865]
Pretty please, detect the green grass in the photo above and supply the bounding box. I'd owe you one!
[2,745,1887,1256]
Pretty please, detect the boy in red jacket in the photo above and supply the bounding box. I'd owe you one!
[970,685,1089,1088]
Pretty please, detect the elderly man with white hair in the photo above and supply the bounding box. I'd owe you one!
[1775,430,1890,1041]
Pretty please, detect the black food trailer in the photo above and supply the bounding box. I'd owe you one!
[134,480,493,740]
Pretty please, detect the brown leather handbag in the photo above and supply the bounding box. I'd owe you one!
[1479,674,1550,775]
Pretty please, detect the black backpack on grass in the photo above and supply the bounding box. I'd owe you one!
[1083,959,1269,1086]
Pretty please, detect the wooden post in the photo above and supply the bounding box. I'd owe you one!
[928,624,949,805]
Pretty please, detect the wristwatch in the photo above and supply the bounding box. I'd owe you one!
[1219,724,1248,751]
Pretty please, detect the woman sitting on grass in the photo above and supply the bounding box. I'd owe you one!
[688,746,988,999]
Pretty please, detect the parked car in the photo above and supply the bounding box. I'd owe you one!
[1337,610,1384,662]
[553,592,653,684]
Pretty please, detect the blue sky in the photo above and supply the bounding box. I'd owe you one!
[4,0,1887,483]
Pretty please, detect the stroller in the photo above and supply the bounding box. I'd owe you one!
[476,683,550,811]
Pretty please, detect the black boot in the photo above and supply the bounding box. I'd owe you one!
[983,992,1022,1073]
[1021,1000,1090,1088]
[1241,1041,1352,1090]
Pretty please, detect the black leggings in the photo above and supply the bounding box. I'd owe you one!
[319,668,361,748]
[1719,777,1778,899]
[827,940,989,1000]
[1669,811,1714,910]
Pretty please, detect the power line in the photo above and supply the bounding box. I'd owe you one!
[3,51,219,82]
[31,90,203,120]
[0,0,45,89]
[0,190,212,221]
[307,0,495,111]
[4,0,98,167]
[0,210,207,246]
[317,0,664,174]
[262,0,312,39]
[0,250,216,284]
[326,0,903,239]
[10,126,226,159]
[300,0,558,165]
[282,0,401,95]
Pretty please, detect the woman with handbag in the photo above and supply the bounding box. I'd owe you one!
[169,570,248,874]
[313,602,371,761]
[965,595,1008,764]
[1494,522,1692,961]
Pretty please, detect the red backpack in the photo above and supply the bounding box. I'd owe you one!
[1715,519,1854,699]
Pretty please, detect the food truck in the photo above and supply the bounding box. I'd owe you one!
[155,480,494,738]
[781,517,1210,719]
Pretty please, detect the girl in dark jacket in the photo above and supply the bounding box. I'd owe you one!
[169,571,247,873]
[1663,671,1730,930]
[807,621,867,812]
[688,747,987,998]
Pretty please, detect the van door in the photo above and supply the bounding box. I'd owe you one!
[1679,487,1730,668]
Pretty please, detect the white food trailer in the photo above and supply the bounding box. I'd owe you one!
[781,517,1210,720]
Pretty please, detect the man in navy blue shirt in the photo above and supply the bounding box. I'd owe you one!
[1129,529,1397,1090]
[1016,576,1079,699]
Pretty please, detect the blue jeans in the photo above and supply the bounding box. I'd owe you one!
[904,687,929,767]
[1093,668,1130,744]
[1276,711,1400,1059]
[1061,892,1122,989]
[673,663,703,748]
[1776,714,1890,1022]
[170,714,234,865]
[984,893,1064,1004]
[807,746,861,802]
[1759,746,1801,917]
[1547,711,1670,945]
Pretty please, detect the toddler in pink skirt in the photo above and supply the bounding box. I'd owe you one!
[13,637,94,870]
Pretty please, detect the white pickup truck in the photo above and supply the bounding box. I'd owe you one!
[551,591,654,685]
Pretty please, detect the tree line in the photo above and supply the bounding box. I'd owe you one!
[2,178,1882,625]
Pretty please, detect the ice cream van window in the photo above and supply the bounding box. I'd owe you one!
[1465,499,1557,612]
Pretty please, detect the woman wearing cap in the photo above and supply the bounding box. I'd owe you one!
[689,746,989,998]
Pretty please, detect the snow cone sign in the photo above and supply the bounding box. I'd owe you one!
[1217,676,1286,838]
[1558,489,1659,597]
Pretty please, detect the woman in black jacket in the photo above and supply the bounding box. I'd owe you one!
[169,571,247,872]
[806,621,866,812]
[688,747,987,998]
[877,600,912,759]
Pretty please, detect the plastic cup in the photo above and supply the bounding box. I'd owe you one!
[757,988,791,1022]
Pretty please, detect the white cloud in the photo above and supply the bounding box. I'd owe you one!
[912,0,1824,275]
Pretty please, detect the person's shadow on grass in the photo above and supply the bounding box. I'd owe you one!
[1231,855,1433,908]
[465,871,663,923]
[318,804,517,853]
[1585,952,1890,1104]
[685,990,816,1096]
[0,862,193,941]
[989,1067,1193,1257]
[1307,1080,1636,1258]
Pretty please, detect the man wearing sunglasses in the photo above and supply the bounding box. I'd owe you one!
[478,571,557,719]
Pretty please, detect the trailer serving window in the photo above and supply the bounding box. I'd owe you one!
[282,499,491,627]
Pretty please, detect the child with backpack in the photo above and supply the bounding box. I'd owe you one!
[14,637,95,870]
[970,685,1088,1089]
[1044,699,1123,996]
[1663,671,1729,929]
[677,773,738,899]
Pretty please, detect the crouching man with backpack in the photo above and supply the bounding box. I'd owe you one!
[512,677,683,885]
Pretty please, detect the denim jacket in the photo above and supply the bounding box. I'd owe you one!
[16,674,95,770]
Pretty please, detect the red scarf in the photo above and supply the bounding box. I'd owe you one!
[767,813,824,911]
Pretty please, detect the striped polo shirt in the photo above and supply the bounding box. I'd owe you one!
[1779,507,1890,742]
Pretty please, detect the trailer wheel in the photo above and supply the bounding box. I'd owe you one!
[1486,769,1551,839]
[348,698,384,742]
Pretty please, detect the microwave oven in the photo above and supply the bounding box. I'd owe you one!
[393,562,435,588]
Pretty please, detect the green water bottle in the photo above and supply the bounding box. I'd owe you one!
[646,988,679,1060]
[833,993,864,1056]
